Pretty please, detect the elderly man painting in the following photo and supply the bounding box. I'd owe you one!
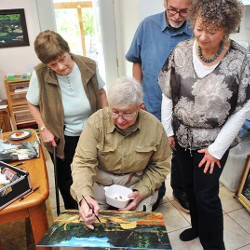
[71,77,171,229]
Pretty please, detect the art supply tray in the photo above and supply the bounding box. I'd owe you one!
[0,161,31,210]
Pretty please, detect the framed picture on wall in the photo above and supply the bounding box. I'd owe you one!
[0,9,30,48]
[236,154,250,212]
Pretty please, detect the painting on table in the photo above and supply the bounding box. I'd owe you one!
[38,210,172,249]
[0,140,39,162]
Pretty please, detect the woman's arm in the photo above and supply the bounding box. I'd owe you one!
[161,94,175,149]
[27,101,56,146]
[27,101,45,128]
[198,100,250,174]
[208,100,250,159]
[161,94,174,136]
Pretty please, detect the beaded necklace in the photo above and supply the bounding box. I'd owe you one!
[198,42,224,63]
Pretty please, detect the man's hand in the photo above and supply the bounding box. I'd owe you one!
[198,148,221,174]
[168,136,175,150]
[41,127,57,147]
[79,196,100,230]
[119,191,143,211]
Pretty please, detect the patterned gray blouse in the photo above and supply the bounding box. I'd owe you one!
[158,39,250,150]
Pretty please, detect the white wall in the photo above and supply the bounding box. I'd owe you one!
[0,0,57,100]
[138,0,165,21]
[114,0,139,78]
[35,0,56,31]
[117,0,165,77]
[0,0,40,100]
[230,6,250,48]
[98,0,119,86]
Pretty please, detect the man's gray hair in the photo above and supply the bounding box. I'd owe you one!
[107,77,143,108]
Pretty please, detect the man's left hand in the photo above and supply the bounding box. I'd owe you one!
[198,148,221,174]
[119,191,143,211]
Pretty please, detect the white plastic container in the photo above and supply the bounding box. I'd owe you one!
[104,184,133,208]
[220,137,250,192]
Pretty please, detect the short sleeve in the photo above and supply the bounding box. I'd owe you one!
[125,22,143,63]
[235,52,250,112]
[158,53,175,99]
[26,70,40,106]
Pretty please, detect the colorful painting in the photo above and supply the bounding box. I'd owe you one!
[0,9,29,48]
[38,210,172,249]
[0,141,39,163]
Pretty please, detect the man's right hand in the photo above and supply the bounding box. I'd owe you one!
[79,196,100,230]
[119,191,143,211]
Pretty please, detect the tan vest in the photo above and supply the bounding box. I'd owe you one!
[35,54,102,159]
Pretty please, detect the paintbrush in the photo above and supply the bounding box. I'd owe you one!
[19,186,40,201]
[82,195,105,229]
[12,162,26,167]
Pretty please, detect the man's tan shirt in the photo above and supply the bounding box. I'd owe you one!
[71,107,171,202]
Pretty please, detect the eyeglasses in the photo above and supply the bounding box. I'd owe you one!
[109,111,137,120]
[167,8,188,17]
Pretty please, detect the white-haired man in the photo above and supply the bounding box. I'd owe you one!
[71,77,171,229]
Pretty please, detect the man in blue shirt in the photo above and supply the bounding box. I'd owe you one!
[126,0,192,212]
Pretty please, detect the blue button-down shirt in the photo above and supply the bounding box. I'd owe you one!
[126,11,193,120]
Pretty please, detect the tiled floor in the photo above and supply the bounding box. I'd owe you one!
[44,148,250,250]
[157,178,250,250]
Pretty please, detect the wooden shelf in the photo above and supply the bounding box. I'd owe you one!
[16,119,36,126]
[4,77,37,131]
[0,100,12,132]
[13,109,30,114]
[11,99,28,107]
[10,91,27,96]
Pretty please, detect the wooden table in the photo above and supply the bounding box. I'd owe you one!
[0,129,51,250]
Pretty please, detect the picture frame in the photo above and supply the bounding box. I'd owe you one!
[236,154,250,212]
[0,9,30,48]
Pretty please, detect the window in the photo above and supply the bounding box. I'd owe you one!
[53,0,97,61]
[53,0,119,86]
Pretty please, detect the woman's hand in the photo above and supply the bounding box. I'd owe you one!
[41,127,57,147]
[79,196,100,230]
[198,148,221,174]
[168,136,176,150]
[119,191,143,211]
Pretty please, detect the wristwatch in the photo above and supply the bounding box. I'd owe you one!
[40,126,46,131]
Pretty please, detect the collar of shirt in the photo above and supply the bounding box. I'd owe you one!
[160,11,193,37]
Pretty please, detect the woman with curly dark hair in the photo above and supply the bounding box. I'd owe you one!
[159,0,250,249]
